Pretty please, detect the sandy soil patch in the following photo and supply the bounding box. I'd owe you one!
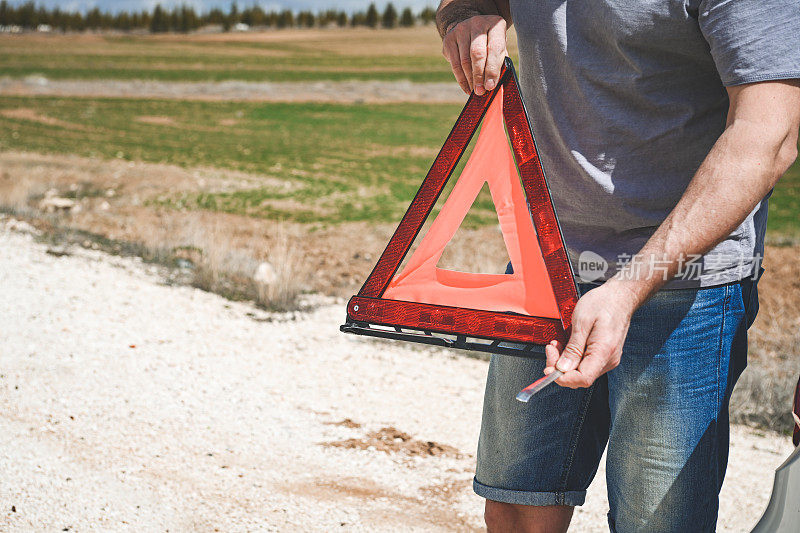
[325,427,462,458]
[135,114,177,126]
[0,107,90,131]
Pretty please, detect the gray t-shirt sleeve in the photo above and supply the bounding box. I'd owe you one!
[698,0,800,86]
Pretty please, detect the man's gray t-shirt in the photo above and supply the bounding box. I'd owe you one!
[509,0,800,287]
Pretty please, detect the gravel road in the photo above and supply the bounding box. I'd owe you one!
[0,77,466,104]
[0,219,793,532]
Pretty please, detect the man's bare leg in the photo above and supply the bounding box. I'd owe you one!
[484,500,574,533]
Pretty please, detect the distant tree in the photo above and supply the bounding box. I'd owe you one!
[276,9,293,28]
[139,10,152,30]
[336,11,348,27]
[297,10,315,28]
[0,1,10,26]
[51,7,69,31]
[382,3,397,28]
[400,7,414,27]
[168,8,179,31]
[178,5,198,33]
[318,9,336,27]
[115,11,132,31]
[229,1,239,23]
[17,1,37,28]
[419,6,436,24]
[245,6,266,27]
[206,8,225,26]
[365,3,378,28]
[351,11,366,27]
[150,4,169,33]
[35,4,48,25]
[85,7,101,28]
[67,12,84,31]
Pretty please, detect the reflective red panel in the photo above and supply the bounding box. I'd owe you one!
[360,89,497,298]
[349,58,577,347]
[348,296,567,346]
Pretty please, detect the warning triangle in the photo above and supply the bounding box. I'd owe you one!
[383,91,559,318]
[342,58,578,354]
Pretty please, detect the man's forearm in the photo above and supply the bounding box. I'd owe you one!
[435,0,510,37]
[609,82,800,308]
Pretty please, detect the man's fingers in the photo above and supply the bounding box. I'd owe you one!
[469,29,488,95]
[556,320,591,374]
[443,38,470,94]
[440,16,509,96]
[544,340,560,374]
[558,355,603,389]
[458,32,474,92]
[484,21,506,91]
[559,335,621,388]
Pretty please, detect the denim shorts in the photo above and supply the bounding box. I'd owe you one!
[473,278,760,532]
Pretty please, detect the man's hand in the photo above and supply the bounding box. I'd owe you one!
[544,279,638,388]
[441,15,508,96]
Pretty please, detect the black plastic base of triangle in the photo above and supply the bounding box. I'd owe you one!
[340,320,546,359]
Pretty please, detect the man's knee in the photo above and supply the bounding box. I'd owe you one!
[484,499,573,533]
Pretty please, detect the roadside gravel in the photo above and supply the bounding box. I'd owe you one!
[0,220,793,531]
[0,77,466,104]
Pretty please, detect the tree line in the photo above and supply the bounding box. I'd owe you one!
[0,1,437,33]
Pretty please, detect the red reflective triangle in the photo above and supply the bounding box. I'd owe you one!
[344,58,578,349]
[384,87,559,319]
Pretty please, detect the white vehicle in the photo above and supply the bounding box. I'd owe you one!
[750,377,800,532]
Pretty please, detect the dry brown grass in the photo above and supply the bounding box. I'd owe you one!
[0,153,313,310]
[731,246,800,431]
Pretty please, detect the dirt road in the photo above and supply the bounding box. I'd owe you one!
[0,219,793,531]
[0,77,466,104]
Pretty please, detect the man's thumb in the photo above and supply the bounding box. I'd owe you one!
[556,332,587,372]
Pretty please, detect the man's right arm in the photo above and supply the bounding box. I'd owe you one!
[436,0,511,96]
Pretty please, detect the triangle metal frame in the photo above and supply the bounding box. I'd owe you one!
[341,58,578,357]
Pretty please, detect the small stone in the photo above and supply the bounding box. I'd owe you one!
[38,196,75,213]
[254,262,277,285]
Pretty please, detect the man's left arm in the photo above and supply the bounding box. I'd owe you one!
[546,80,800,388]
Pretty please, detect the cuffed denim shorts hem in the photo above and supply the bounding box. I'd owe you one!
[472,478,587,507]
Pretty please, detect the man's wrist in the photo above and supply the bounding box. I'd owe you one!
[436,1,502,38]
[436,4,481,37]
[602,275,656,316]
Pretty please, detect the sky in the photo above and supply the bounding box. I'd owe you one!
[6,0,437,14]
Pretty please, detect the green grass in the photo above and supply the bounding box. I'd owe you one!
[768,162,800,240]
[0,95,475,223]
[1,92,798,234]
[0,60,453,84]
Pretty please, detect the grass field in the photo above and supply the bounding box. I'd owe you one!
[0,92,798,235]
[1,27,795,236]
[0,28,472,83]
[0,95,511,225]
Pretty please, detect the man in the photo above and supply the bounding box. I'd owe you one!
[435,1,800,531]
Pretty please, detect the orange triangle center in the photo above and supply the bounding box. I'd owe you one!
[383,88,560,319]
